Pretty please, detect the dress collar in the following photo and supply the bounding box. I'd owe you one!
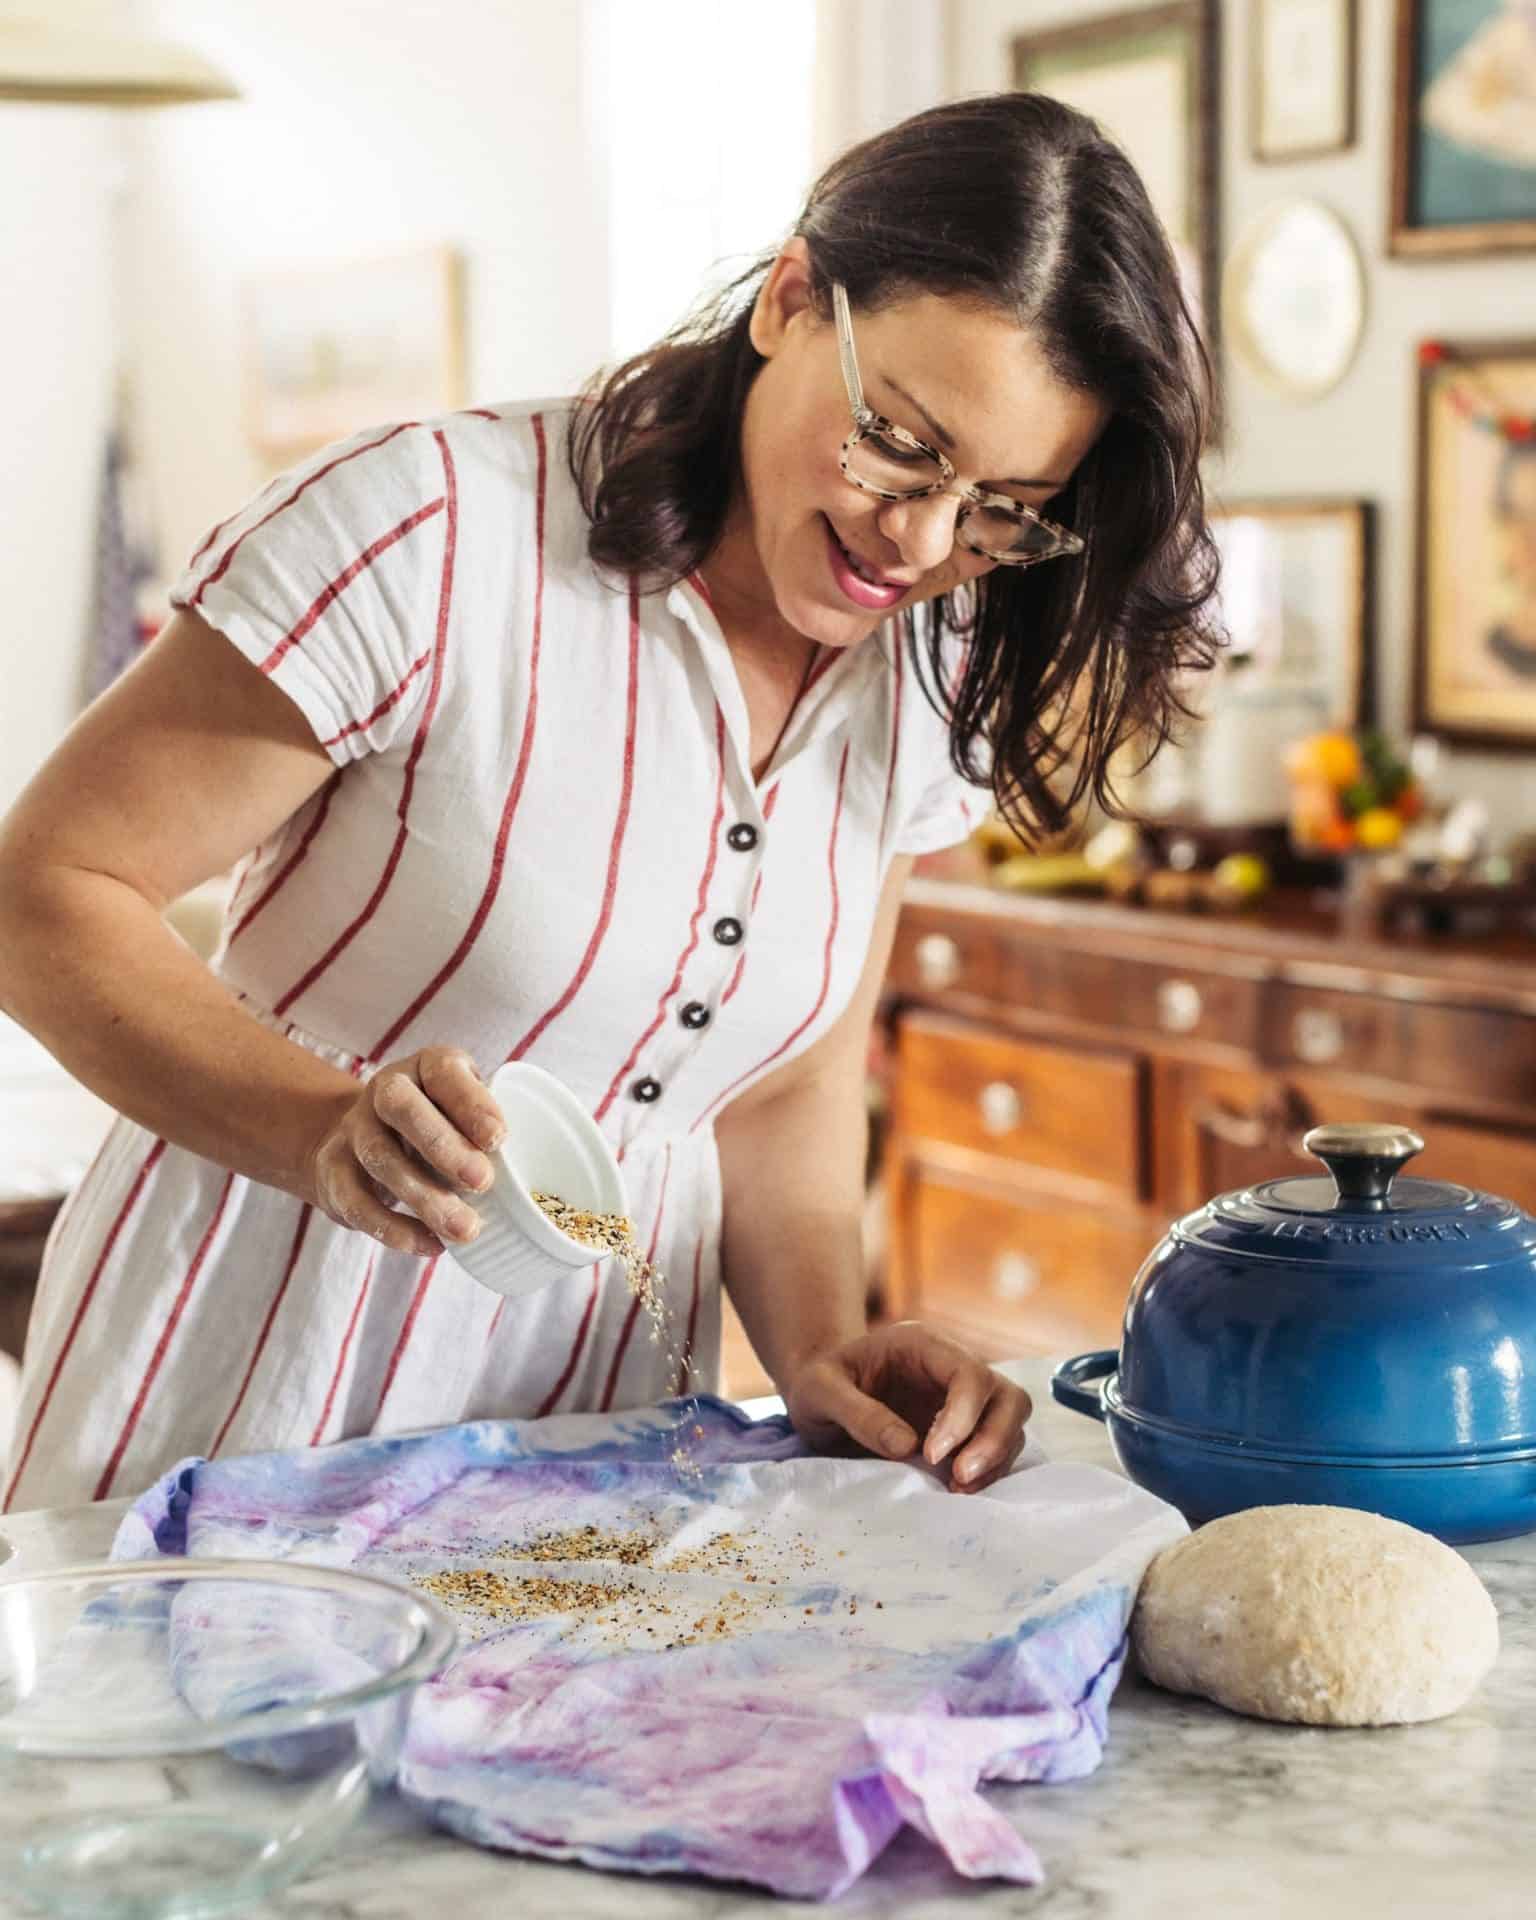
[663,574,890,790]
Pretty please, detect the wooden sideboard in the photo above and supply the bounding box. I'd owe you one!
[880,870,1536,1363]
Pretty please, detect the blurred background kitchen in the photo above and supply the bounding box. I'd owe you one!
[2,0,1533,1432]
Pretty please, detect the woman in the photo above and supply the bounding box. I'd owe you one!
[0,94,1217,1513]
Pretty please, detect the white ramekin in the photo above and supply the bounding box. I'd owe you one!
[445,1062,628,1299]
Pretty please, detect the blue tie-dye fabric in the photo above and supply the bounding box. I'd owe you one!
[112,1397,1184,1899]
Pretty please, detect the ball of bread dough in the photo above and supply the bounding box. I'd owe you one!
[1132,1504,1499,1727]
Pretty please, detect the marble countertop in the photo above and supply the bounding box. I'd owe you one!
[3,1358,1534,1919]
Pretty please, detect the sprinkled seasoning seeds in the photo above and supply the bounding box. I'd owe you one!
[516,1523,658,1566]
[531,1189,705,1479]
[409,1523,836,1648]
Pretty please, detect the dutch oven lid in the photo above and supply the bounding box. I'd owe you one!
[1178,1124,1536,1271]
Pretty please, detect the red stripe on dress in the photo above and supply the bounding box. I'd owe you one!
[310,1254,378,1447]
[94,1169,237,1501]
[693,743,850,1130]
[188,512,234,571]
[686,570,714,611]
[209,1203,315,1457]
[190,422,421,604]
[1,1137,168,1513]
[599,1143,673,1412]
[370,1253,441,1424]
[506,577,642,1061]
[227,772,341,947]
[321,647,433,747]
[534,1268,601,1417]
[272,430,459,1019]
[257,497,445,677]
[803,646,840,694]
[878,631,905,849]
[593,704,726,1122]
[464,408,500,421]
[674,1238,704,1395]
[369,413,550,1060]
[720,781,781,1009]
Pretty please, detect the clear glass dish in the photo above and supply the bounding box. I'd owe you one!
[0,1557,456,1920]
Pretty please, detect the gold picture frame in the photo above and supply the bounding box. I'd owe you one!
[1209,498,1374,726]
[1012,1,1219,353]
[1414,339,1536,749]
[1251,0,1356,163]
[242,245,466,457]
[1390,0,1536,258]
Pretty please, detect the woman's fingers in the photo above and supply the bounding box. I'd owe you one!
[418,1048,505,1171]
[922,1356,995,1467]
[320,1153,442,1258]
[787,1329,1033,1487]
[352,1115,481,1245]
[950,1379,1033,1492]
[371,1053,500,1195]
[795,1361,919,1461]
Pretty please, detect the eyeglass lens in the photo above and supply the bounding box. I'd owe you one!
[845,428,1069,562]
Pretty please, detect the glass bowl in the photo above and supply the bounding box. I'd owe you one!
[0,1558,456,1920]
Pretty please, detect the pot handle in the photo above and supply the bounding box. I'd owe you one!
[1050,1349,1117,1422]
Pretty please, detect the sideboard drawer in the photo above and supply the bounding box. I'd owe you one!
[896,1013,1144,1200]
[888,910,1000,1002]
[1400,1001,1536,1110]
[1264,985,1407,1078]
[907,1172,1147,1356]
[1004,942,1263,1053]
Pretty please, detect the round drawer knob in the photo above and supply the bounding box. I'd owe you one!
[1293,1008,1345,1064]
[1157,978,1204,1034]
[978,1080,1023,1136]
[914,933,962,990]
[993,1253,1039,1302]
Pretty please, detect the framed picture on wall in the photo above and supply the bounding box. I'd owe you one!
[1222,199,1366,399]
[1414,339,1536,749]
[1251,0,1356,161]
[1012,1,1219,348]
[242,246,466,457]
[1209,499,1373,724]
[1390,0,1536,257]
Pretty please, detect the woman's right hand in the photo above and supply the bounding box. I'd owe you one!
[305,1046,506,1258]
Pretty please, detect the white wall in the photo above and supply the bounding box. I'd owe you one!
[124,0,611,586]
[948,0,1536,827]
[0,81,127,812]
[595,0,817,361]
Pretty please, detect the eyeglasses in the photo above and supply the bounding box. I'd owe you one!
[831,282,1086,569]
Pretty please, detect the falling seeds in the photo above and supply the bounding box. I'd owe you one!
[532,1189,704,1477]
[532,1193,666,1345]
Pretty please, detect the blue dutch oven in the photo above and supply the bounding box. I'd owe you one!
[1051,1123,1536,1544]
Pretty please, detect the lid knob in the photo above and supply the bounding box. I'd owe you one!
[1303,1123,1425,1209]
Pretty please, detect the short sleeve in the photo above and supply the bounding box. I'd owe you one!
[169,421,450,765]
[890,621,991,855]
[891,759,989,855]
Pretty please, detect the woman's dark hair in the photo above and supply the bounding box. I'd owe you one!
[568,92,1222,836]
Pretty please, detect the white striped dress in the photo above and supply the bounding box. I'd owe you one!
[5,400,981,1514]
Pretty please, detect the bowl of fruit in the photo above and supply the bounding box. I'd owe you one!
[1283,730,1424,857]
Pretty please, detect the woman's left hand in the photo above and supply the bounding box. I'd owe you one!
[780,1321,1032,1493]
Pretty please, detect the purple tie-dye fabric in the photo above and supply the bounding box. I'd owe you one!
[112,1397,1184,1899]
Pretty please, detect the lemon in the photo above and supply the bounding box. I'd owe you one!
[1355,807,1403,850]
[1213,853,1271,901]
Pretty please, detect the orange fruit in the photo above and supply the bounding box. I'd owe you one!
[1313,732,1364,788]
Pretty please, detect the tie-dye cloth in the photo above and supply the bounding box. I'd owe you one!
[112,1396,1185,1900]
